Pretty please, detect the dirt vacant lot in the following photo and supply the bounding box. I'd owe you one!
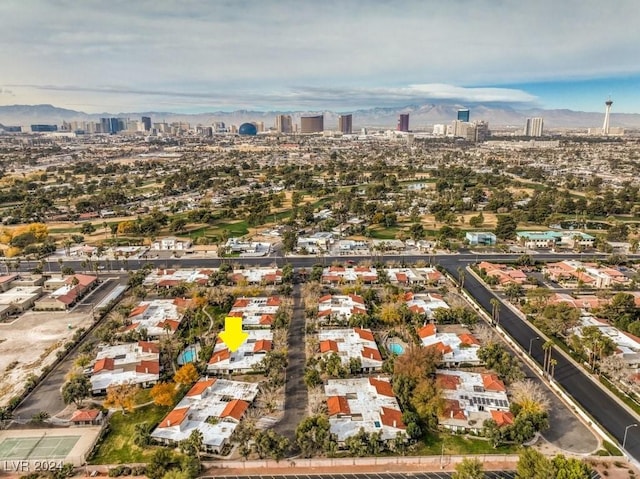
[0,310,94,407]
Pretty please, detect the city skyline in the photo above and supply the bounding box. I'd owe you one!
[1,0,639,113]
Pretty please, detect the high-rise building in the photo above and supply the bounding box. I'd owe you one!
[602,98,613,135]
[457,109,470,122]
[275,115,293,133]
[450,120,490,142]
[300,115,324,134]
[338,114,353,134]
[524,117,544,137]
[397,113,409,132]
[141,116,152,131]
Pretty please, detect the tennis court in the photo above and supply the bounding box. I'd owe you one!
[0,435,80,460]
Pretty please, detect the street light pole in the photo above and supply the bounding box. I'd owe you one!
[623,423,638,451]
[529,336,540,355]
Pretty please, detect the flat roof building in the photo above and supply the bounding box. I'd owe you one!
[300,115,324,134]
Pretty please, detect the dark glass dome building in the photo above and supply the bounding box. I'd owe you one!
[238,123,258,136]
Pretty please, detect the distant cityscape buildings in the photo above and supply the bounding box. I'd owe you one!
[524,117,544,137]
[457,109,470,122]
[300,115,324,134]
[275,115,293,133]
[603,98,613,136]
[5,100,630,139]
[238,123,258,136]
[338,114,353,134]
[397,114,410,132]
[30,124,58,132]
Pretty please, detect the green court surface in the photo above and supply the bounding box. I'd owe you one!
[0,435,80,460]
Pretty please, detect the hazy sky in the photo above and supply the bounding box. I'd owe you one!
[1,0,639,113]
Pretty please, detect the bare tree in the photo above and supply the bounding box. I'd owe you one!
[599,354,629,383]
[510,379,550,414]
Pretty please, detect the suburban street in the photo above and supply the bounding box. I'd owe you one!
[6,251,640,463]
[274,282,309,442]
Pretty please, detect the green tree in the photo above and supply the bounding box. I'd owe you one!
[494,214,518,240]
[282,229,298,253]
[516,448,554,479]
[253,429,290,461]
[468,212,485,228]
[133,422,152,447]
[409,223,425,240]
[453,458,485,479]
[551,454,593,478]
[61,375,91,406]
[295,415,335,457]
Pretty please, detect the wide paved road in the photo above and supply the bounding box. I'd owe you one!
[441,262,640,463]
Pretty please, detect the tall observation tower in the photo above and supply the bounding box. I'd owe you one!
[602,98,613,135]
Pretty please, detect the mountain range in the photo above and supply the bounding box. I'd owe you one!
[1,103,640,129]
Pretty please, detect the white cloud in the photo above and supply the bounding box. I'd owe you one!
[0,0,638,111]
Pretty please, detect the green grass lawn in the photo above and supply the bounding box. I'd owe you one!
[368,227,401,240]
[413,432,521,456]
[90,404,170,464]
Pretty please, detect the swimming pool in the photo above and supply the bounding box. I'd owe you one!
[389,342,405,355]
[178,345,199,364]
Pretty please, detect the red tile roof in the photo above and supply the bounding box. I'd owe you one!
[380,407,406,429]
[253,339,272,353]
[220,399,249,421]
[349,294,365,304]
[158,407,189,428]
[138,341,160,353]
[369,377,394,397]
[458,333,480,346]
[266,296,281,306]
[429,342,453,355]
[435,373,460,390]
[320,339,339,353]
[259,314,274,325]
[157,319,180,331]
[491,410,515,427]
[482,373,506,392]
[327,396,351,416]
[129,304,150,317]
[233,298,250,308]
[418,324,436,338]
[441,399,466,420]
[173,298,191,308]
[209,349,231,364]
[70,409,101,422]
[135,360,160,374]
[354,327,375,341]
[186,379,216,397]
[361,347,382,361]
[67,274,97,287]
[93,358,114,373]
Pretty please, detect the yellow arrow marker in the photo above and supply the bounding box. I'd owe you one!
[218,316,249,352]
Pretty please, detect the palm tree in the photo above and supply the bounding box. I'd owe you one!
[549,358,558,379]
[489,298,501,325]
[457,267,466,291]
[542,340,554,375]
